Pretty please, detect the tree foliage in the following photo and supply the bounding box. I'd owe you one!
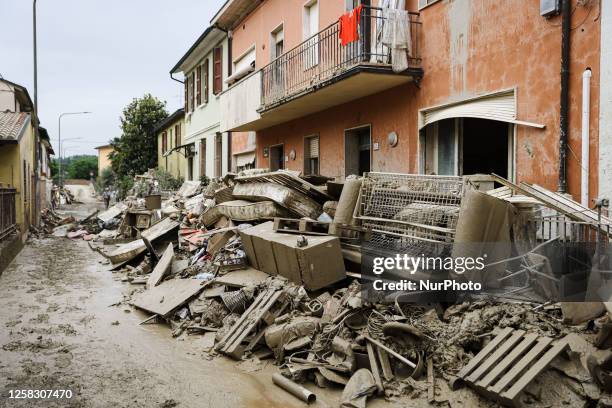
[110,94,168,178]
[67,155,98,180]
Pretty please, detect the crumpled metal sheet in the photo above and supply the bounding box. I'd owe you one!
[200,200,289,226]
[233,182,322,219]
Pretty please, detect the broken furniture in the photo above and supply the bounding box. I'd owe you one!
[132,278,207,317]
[105,217,180,265]
[455,327,568,407]
[215,286,289,359]
[239,221,346,290]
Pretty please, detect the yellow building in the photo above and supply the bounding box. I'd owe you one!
[155,109,186,179]
[95,144,114,175]
[0,112,36,233]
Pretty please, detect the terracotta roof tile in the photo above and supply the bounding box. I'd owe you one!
[0,112,29,141]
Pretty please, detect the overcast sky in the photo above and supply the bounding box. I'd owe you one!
[0,0,225,156]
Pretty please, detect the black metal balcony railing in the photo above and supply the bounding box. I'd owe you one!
[0,187,17,241]
[260,6,421,110]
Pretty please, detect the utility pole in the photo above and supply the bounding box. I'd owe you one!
[33,0,38,118]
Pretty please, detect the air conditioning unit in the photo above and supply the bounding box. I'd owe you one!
[541,0,561,17]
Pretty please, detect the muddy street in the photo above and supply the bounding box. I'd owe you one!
[0,202,366,408]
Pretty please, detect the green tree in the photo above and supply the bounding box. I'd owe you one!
[110,94,168,178]
[67,155,98,179]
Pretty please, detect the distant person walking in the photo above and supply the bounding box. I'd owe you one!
[102,188,111,209]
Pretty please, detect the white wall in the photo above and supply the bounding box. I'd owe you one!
[184,36,231,180]
[0,82,17,112]
[600,0,612,201]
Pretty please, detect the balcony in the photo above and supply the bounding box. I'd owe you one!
[220,7,422,132]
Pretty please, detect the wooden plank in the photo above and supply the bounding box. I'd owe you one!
[223,290,284,357]
[457,327,514,379]
[216,289,273,351]
[476,333,539,389]
[501,340,568,402]
[106,218,179,264]
[367,342,384,394]
[142,236,160,263]
[131,278,206,317]
[488,336,552,395]
[146,244,173,289]
[377,347,394,381]
[466,330,526,384]
[427,358,435,403]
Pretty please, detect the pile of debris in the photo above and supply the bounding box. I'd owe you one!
[82,169,612,406]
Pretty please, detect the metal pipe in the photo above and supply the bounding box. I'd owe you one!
[581,68,592,206]
[272,373,316,404]
[558,0,571,193]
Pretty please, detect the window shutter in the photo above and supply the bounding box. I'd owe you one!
[196,65,202,106]
[190,72,195,112]
[309,136,319,158]
[204,59,209,103]
[175,124,180,147]
[162,131,167,153]
[213,47,222,95]
[184,80,188,112]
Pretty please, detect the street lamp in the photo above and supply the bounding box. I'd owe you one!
[58,112,91,186]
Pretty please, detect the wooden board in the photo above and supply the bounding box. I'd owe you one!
[146,243,174,289]
[213,268,270,288]
[105,218,179,265]
[458,328,567,407]
[132,278,206,317]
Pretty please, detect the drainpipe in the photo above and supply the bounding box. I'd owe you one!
[170,72,183,84]
[558,0,571,193]
[581,68,592,206]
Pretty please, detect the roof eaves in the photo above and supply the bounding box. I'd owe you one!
[170,26,219,75]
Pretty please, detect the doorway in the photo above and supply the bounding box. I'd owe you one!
[269,144,285,171]
[420,118,512,179]
[344,125,371,177]
[462,118,509,178]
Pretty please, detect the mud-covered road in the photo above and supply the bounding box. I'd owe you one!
[0,202,322,408]
[0,201,408,408]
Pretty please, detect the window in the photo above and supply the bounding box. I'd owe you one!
[174,123,181,147]
[418,0,440,9]
[229,46,255,85]
[303,0,319,68]
[203,59,209,103]
[270,25,284,60]
[162,131,167,153]
[196,65,202,106]
[168,128,173,149]
[215,133,223,177]
[304,135,320,175]
[213,47,223,95]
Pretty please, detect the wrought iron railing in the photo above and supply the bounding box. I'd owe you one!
[260,6,421,110]
[0,187,17,241]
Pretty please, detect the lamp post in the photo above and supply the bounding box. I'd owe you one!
[58,112,91,186]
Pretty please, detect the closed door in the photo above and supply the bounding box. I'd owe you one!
[304,1,319,68]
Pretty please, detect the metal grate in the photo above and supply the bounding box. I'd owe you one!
[356,172,464,245]
[0,187,17,241]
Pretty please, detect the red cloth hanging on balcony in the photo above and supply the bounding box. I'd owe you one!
[339,5,363,46]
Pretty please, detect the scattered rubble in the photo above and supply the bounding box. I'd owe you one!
[56,168,612,406]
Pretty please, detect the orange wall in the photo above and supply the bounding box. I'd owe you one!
[244,0,599,201]
[231,0,346,69]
